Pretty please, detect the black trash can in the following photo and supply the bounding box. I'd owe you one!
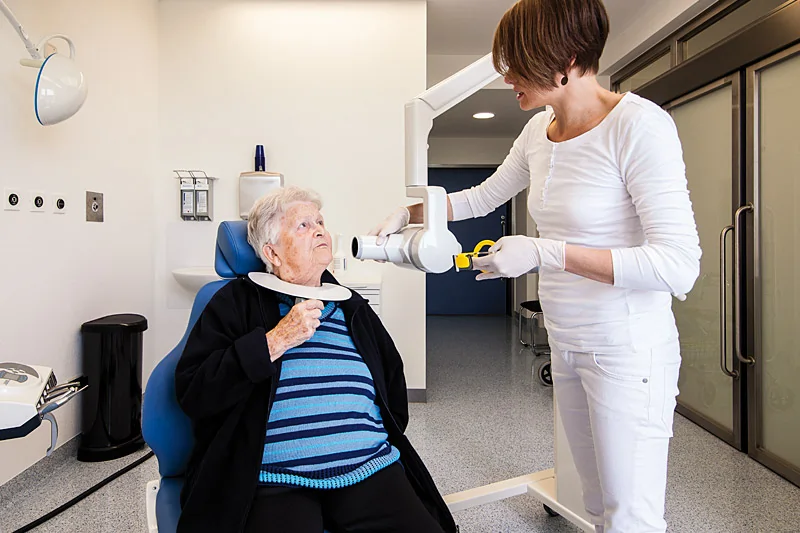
[78,314,147,462]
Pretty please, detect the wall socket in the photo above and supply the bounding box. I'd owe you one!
[86,191,104,222]
[30,191,46,213]
[52,193,67,214]
[4,188,22,211]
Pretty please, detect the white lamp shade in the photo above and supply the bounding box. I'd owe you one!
[34,54,87,126]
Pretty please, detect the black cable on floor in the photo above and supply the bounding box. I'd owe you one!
[12,450,155,533]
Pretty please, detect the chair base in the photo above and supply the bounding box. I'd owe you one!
[146,480,160,533]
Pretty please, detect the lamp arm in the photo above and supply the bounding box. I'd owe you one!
[0,0,42,59]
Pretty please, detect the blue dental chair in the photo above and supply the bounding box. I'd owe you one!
[142,220,264,533]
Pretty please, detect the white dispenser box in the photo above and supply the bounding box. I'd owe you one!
[239,171,284,219]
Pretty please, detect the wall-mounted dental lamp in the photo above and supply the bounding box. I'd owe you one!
[353,54,501,273]
[0,0,88,125]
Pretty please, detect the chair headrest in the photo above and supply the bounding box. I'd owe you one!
[215,221,265,278]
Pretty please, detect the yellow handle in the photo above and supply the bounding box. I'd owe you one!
[473,240,495,254]
[454,240,496,271]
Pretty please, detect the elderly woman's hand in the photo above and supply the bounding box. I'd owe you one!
[266,299,324,361]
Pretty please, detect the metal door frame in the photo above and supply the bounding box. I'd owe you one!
[745,42,800,486]
[637,0,800,107]
[664,75,747,449]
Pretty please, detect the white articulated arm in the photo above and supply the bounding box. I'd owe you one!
[354,53,501,274]
[405,54,499,188]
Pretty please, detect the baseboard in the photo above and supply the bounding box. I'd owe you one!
[407,389,427,403]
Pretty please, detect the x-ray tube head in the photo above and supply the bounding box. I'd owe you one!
[353,231,419,266]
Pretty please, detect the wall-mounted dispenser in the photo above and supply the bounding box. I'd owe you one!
[174,170,216,221]
[239,145,283,220]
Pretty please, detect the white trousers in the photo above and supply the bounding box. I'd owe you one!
[551,340,681,533]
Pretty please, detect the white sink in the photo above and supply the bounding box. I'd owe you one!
[172,266,221,293]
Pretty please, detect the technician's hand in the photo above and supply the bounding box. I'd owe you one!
[368,207,411,246]
[471,236,566,281]
[266,300,324,361]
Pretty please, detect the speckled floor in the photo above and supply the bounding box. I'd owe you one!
[2,316,799,532]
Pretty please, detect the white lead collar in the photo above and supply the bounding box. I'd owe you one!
[248,272,352,302]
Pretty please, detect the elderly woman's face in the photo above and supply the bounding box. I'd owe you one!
[266,202,332,286]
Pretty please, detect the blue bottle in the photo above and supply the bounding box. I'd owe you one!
[255,145,265,172]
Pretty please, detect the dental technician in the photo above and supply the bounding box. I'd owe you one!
[368,0,701,531]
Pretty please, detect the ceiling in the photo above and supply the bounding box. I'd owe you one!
[430,89,539,138]
[427,0,517,55]
[427,0,650,139]
[427,0,650,56]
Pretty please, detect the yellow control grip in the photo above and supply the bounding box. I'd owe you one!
[454,240,496,271]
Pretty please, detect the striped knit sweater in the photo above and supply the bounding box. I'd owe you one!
[259,295,400,489]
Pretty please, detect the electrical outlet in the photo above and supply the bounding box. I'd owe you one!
[30,191,46,213]
[86,191,104,222]
[52,193,67,214]
[4,189,22,211]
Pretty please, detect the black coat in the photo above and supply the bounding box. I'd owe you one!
[175,272,457,533]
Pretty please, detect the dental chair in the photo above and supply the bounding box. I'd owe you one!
[142,220,263,533]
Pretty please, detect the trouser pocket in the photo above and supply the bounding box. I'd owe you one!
[589,342,680,436]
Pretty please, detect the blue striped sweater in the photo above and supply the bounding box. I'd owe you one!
[259,295,400,489]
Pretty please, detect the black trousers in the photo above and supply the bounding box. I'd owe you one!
[244,463,445,533]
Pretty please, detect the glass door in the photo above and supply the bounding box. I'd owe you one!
[665,76,746,448]
[746,43,800,485]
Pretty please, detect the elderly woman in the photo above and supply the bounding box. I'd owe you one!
[175,186,455,533]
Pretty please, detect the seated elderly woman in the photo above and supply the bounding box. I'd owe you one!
[175,186,456,533]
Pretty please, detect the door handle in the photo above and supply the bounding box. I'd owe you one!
[500,215,506,236]
[719,225,737,378]
[733,203,755,365]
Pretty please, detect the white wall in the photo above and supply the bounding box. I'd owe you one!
[154,1,428,389]
[600,0,717,75]
[0,0,158,485]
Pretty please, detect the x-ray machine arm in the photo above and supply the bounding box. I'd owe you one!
[353,54,501,274]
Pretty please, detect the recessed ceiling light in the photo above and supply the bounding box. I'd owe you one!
[473,112,495,120]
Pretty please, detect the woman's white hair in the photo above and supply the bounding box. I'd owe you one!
[246,186,323,273]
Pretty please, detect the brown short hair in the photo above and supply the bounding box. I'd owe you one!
[492,0,609,90]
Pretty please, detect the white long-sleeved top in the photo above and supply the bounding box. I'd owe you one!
[449,93,701,353]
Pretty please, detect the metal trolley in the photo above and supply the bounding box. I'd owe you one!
[518,300,552,387]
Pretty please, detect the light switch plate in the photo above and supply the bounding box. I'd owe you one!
[4,189,22,211]
[30,191,46,213]
[52,193,67,214]
[86,191,104,222]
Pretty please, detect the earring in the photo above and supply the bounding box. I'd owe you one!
[560,76,568,86]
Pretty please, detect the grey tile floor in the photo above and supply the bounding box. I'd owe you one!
[1,316,799,532]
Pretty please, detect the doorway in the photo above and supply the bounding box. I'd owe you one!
[426,167,512,316]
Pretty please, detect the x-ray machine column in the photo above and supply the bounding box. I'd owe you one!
[402,54,593,531]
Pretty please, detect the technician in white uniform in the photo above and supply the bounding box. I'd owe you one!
[369,0,701,531]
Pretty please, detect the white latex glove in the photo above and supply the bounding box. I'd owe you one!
[368,207,411,246]
[472,235,566,281]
